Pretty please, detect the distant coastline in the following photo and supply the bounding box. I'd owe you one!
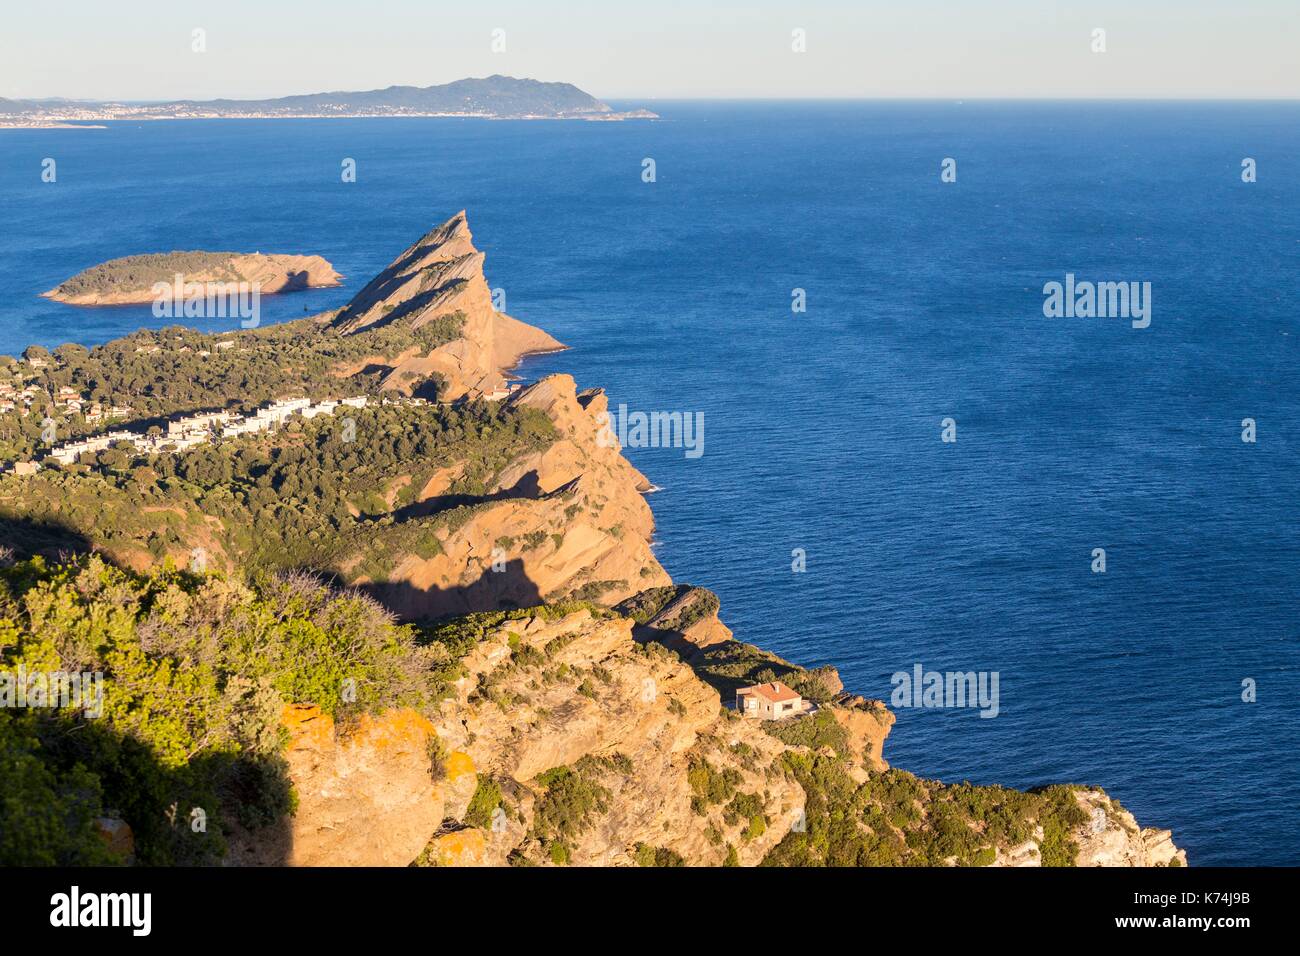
[0,75,658,126]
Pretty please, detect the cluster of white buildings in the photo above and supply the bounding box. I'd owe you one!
[34,396,371,469]
[0,380,132,424]
[217,396,367,438]
[0,382,131,426]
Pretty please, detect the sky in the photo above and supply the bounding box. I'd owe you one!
[1,0,1296,102]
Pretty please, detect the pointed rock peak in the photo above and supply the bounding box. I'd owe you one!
[415,210,475,259]
[334,210,490,334]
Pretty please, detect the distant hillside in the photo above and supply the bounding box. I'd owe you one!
[184,76,612,116]
[0,76,657,122]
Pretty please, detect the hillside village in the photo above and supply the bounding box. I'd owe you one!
[3,394,372,475]
[0,336,527,476]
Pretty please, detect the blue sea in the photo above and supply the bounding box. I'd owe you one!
[1,102,1297,866]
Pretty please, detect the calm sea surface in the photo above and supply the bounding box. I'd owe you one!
[2,102,1297,864]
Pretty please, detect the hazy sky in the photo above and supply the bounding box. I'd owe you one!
[2,0,1296,101]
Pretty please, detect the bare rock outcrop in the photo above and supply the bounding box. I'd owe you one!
[1072,789,1189,867]
[829,694,895,774]
[331,211,564,399]
[229,704,446,867]
[990,789,1188,867]
[427,608,803,866]
[349,373,671,617]
[617,585,734,656]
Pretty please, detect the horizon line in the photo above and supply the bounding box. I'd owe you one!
[14,95,1300,106]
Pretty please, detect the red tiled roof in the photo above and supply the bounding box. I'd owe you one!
[738,681,800,703]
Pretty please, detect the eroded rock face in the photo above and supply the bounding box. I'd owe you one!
[351,373,672,618]
[230,705,446,867]
[1073,789,1189,867]
[233,610,1186,869]
[829,695,895,774]
[428,609,803,866]
[332,211,564,400]
[989,789,1189,867]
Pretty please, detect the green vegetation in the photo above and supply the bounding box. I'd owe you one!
[0,313,464,462]
[1,399,557,584]
[422,601,611,700]
[0,554,444,865]
[687,757,742,815]
[723,791,768,842]
[761,709,850,757]
[761,752,1089,868]
[53,252,245,297]
[616,584,718,632]
[463,775,504,829]
[529,755,630,863]
[634,843,685,867]
[615,585,684,624]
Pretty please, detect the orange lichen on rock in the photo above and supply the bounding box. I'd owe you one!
[445,751,476,781]
[424,828,488,867]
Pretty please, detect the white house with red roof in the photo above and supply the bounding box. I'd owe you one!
[735,681,809,720]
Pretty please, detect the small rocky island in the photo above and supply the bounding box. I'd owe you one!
[43,251,341,305]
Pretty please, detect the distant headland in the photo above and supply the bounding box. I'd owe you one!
[0,75,658,127]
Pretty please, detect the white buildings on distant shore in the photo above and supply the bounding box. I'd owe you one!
[168,411,234,437]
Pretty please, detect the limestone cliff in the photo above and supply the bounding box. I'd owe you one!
[247,602,1182,869]
[331,211,564,400]
[348,373,671,618]
[222,213,1187,868]
[228,705,447,867]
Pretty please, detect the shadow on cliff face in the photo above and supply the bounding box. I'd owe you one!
[1,703,293,867]
[281,269,311,292]
[392,468,545,521]
[344,556,546,622]
[617,585,844,706]
[0,514,95,561]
